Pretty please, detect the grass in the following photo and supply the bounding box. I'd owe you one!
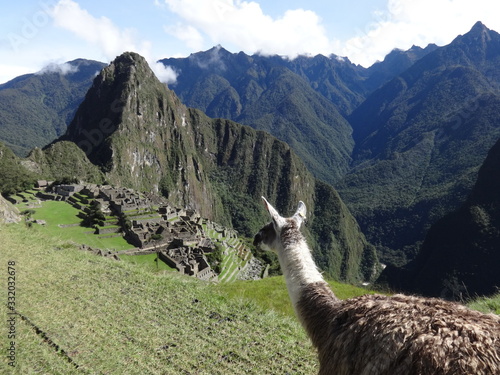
[27,200,134,251]
[467,293,500,314]
[1,222,499,374]
[215,276,379,318]
[0,224,317,374]
[31,200,81,224]
[120,253,176,272]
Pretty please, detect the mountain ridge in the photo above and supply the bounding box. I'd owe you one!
[340,21,500,265]
[160,47,357,184]
[0,59,106,156]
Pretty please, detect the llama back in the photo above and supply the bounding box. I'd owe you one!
[307,293,500,375]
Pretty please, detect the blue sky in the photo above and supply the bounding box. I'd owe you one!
[1,0,500,84]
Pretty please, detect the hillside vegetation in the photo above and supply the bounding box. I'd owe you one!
[386,137,500,298]
[0,59,106,156]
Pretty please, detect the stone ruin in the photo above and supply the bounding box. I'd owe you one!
[159,241,218,282]
[37,183,232,282]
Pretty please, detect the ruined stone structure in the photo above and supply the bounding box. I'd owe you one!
[54,184,84,197]
[99,186,151,214]
[40,183,229,281]
[159,244,218,281]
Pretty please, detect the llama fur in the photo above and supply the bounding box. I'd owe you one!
[253,197,500,375]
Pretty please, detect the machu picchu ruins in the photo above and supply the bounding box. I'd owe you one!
[32,182,259,282]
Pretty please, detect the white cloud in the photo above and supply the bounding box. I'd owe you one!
[36,61,79,75]
[343,0,500,66]
[158,0,500,66]
[160,0,337,58]
[164,23,204,51]
[49,0,177,84]
[50,0,150,60]
[152,62,178,85]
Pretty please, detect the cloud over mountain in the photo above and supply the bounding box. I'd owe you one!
[158,0,338,58]
[36,61,79,76]
[343,0,500,66]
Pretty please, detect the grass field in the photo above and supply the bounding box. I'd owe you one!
[0,224,317,374]
[120,253,177,272]
[1,222,499,374]
[26,200,134,251]
[4,184,500,375]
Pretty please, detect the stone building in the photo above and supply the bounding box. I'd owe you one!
[159,246,218,282]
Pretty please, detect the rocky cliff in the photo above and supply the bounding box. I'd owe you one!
[0,194,20,224]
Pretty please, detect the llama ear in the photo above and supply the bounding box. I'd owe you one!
[262,197,286,228]
[292,201,307,226]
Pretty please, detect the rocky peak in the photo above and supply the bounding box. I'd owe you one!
[450,21,500,64]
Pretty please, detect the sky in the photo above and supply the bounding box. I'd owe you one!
[1,0,500,84]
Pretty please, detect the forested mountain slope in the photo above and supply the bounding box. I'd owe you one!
[382,136,500,299]
[0,59,106,156]
[339,22,500,264]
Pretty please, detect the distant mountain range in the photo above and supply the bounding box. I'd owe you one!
[1,21,499,298]
[158,43,437,184]
[0,59,106,156]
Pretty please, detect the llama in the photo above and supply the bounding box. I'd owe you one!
[253,197,500,375]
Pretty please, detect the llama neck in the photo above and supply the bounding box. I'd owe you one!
[278,235,333,315]
[278,234,340,348]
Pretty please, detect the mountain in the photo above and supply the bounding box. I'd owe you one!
[0,59,106,156]
[339,22,500,265]
[383,137,500,299]
[27,141,105,184]
[51,51,379,283]
[159,47,361,184]
[0,45,432,185]
[364,44,439,92]
[0,141,37,195]
[158,45,440,185]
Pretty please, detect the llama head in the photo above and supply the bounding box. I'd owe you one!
[253,197,306,253]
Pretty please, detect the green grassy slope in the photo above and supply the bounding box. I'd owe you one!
[0,224,317,374]
[1,222,497,374]
[19,196,133,251]
[216,277,377,318]
[468,294,500,314]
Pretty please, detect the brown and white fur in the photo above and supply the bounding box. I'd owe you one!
[254,197,500,375]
